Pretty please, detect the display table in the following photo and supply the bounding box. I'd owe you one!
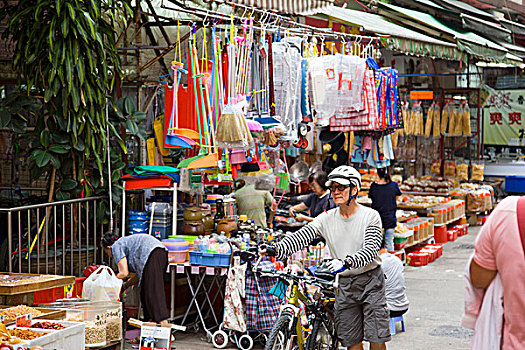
[0,273,75,306]
[168,263,227,339]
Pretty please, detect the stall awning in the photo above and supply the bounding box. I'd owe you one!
[378,1,508,62]
[217,0,334,15]
[500,18,525,36]
[319,7,464,61]
[460,13,512,43]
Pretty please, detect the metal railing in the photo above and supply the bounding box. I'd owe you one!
[0,196,108,276]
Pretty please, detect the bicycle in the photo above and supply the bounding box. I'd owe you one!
[244,252,339,350]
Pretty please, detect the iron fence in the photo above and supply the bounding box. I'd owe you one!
[0,196,108,276]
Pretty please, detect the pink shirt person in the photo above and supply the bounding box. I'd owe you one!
[473,196,525,349]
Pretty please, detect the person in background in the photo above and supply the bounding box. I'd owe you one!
[288,171,336,222]
[368,167,402,251]
[378,237,409,318]
[234,179,275,228]
[102,233,169,326]
[469,196,525,349]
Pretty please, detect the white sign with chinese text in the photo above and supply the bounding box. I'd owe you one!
[484,89,525,146]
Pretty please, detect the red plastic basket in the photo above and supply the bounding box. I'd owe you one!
[407,252,430,267]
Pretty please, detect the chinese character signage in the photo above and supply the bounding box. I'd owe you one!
[484,89,525,146]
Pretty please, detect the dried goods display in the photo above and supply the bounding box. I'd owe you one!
[398,195,448,209]
[457,163,469,181]
[29,322,66,330]
[0,306,43,321]
[105,308,122,342]
[471,163,484,181]
[0,275,53,286]
[85,320,106,346]
[440,102,450,134]
[444,160,455,178]
[7,329,47,340]
[401,177,451,194]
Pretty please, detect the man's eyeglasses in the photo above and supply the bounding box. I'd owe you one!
[330,183,350,192]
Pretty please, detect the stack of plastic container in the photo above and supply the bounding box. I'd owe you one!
[147,202,172,240]
[128,211,148,235]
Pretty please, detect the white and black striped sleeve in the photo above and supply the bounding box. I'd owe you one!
[274,217,323,260]
[344,212,383,269]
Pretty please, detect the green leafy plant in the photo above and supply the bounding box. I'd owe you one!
[0,0,143,224]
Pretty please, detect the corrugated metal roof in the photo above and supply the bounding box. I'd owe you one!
[379,1,508,57]
[320,7,455,47]
[217,0,334,15]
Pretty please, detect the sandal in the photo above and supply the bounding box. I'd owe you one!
[128,337,140,345]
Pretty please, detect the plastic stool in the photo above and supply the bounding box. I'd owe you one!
[389,315,405,336]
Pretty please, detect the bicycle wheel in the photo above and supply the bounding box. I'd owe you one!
[306,314,338,350]
[265,314,293,350]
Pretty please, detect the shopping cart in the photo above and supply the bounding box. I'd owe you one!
[212,249,281,350]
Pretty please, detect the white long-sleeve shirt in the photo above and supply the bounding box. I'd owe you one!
[275,205,383,276]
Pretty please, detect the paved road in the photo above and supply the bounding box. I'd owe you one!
[126,226,479,349]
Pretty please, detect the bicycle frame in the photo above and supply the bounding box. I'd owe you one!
[277,278,310,350]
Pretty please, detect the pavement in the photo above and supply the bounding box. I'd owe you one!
[126,226,480,350]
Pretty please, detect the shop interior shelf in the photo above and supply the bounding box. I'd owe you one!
[402,234,435,250]
[434,215,466,227]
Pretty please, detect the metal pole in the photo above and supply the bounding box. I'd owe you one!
[7,212,12,272]
[122,182,126,237]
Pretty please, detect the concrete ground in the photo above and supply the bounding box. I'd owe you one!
[126,227,479,350]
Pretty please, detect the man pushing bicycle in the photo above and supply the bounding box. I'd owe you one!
[260,165,391,350]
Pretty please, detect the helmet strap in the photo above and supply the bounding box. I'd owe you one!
[346,185,356,206]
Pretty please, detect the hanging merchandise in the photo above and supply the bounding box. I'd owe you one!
[453,104,463,136]
[272,37,303,138]
[424,103,433,138]
[441,102,451,135]
[309,53,367,126]
[433,102,441,138]
[216,19,254,149]
[461,101,471,136]
[411,102,424,136]
[401,100,410,135]
[448,102,457,136]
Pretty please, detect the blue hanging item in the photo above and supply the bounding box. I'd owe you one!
[300,59,311,121]
[268,280,289,300]
[165,69,192,149]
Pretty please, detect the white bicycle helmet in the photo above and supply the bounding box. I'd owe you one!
[325,165,362,191]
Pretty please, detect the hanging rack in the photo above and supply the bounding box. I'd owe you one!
[160,1,378,43]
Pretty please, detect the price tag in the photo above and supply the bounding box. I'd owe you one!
[0,315,5,323]
[176,265,184,274]
[64,283,74,299]
[16,313,31,327]
[191,266,200,274]
[205,267,214,275]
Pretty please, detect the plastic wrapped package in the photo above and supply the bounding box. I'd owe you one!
[457,162,469,181]
[440,102,450,134]
[424,104,433,137]
[411,102,424,136]
[433,103,441,138]
[461,102,471,136]
[444,160,456,178]
[431,160,441,175]
[471,162,484,181]
[453,105,462,135]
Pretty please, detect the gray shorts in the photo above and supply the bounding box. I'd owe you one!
[334,266,391,347]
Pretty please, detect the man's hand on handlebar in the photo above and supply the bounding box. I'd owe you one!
[327,259,347,274]
[259,243,277,257]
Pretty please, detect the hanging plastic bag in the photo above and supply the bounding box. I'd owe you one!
[441,102,450,135]
[82,265,123,301]
[411,102,424,136]
[462,101,471,136]
[453,105,462,135]
[433,102,441,138]
[424,103,433,137]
